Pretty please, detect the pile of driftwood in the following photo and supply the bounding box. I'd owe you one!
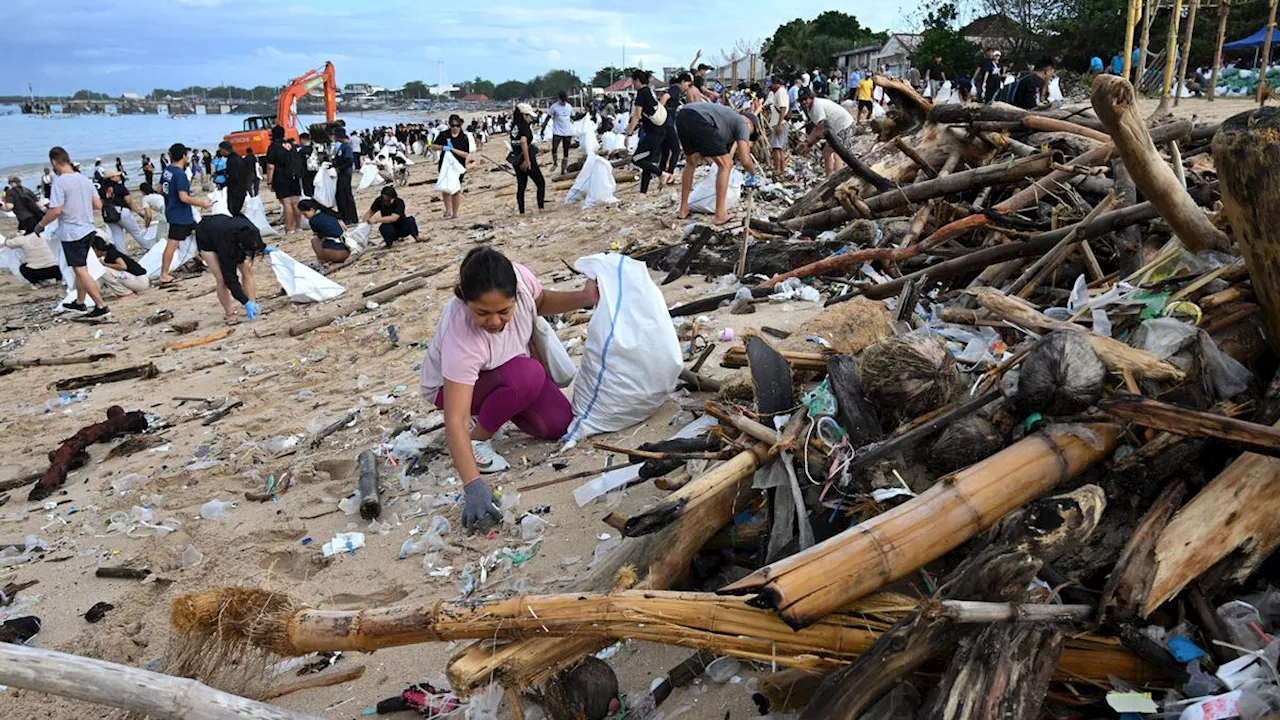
[160,75,1280,720]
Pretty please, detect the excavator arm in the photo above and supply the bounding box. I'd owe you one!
[275,61,336,133]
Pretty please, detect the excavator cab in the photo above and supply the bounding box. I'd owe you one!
[241,116,276,132]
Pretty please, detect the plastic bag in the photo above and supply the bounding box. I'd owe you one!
[435,152,464,195]
[243,195,279,238]
[565,253,682,445]
[1132,317,1252,399]
[0,244,24,281]
[564,154,618,208]
[268,248,346,303]
[312,163,336,208]
[139,236,196,279]
[534,316,577,387]
[600,132,625,153]
[689,167,744,214]
[342,222,373,255]
[358,162,382,191]
[207,188,231,216]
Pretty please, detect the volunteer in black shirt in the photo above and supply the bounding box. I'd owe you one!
[430,114,470,219]
[509,103,545,214]
[99,169,146,252]
[363,186,422,247]
[1011,58,1056,110]
[265,125,301,233]
[624,68,674,194]
[195,213,265,324]
[91,235,151,298]
[658,73,692,185]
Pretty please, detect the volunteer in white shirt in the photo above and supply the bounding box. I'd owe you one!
[796,88,857,176]
[540,91,576,176]
[766,75,791,177]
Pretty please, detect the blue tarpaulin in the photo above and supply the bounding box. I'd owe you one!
[1224,26,1277,50]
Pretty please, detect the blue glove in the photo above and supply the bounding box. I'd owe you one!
[264,245,278,254]
[743,173,760,187]
[445,141,454,151]
[244,301,260,321]
[462,478,502,532]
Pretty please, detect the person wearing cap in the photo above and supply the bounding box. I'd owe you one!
[431,114,470,219]
[35,146,111,319]
[674,102,759,226]
[855,72,875,122]
[100,168,146,252]
[688,50,720,102]
[797,88,857,176]
[265,126,301,233]
[3,175,44,235]
[975,49,1003,103]
[159,142,212,285]
[330,126,359,224]
[766,76,791,177]
[509,103,546,214]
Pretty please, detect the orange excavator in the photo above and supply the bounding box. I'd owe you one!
[224,61,337,155]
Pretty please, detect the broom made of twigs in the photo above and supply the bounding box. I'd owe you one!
[170,587,1161,686]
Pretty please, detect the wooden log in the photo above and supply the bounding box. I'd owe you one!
[1101,393,1280,458]
[308,410,358,449]
[1005,192,1117,297]
[1212,107,1280,354]
[720,424,1122,628]
[357,450,381,520]
[1,352,114,369]
[1157,0,1187,111]
[1098,479,1184,621]
[678,368,721,392]
[720,346,830,370]
[0,642,320,720]
[662,226,714,285]
[94,566,151,580]
[201,400,242,426]
[800,485,1108,719]
[1140,419,1280,615]
[625,446,768,537]
[1091,76,1228,252]
[30,407,148,502]
[360,262,450,297]
[824,127,892,192]
[288,277,427,336]
[891,137,938,178]
[50,362,159,392]
[165,329,232,351]
[971,287,1185,381]
[920,623,1065,720]
[926,600,1094,623]
[263,664,366,700]
[872,75,932,127]
[777,167,855,221]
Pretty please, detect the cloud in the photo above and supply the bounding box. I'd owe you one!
[547,49,562,63]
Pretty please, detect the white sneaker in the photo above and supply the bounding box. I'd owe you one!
[471,440,510,474]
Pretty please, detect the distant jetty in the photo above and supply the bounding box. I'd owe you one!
[17,96,500,117]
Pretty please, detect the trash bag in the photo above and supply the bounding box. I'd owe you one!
[689,167,743,214]
[243,195,279,238]
[564,253,683,445]
[268,248,346,303]
[0,242,24,281]
[436,152,465,195]
[313,164,336,208]
[1047,76,1064,103]
[627,133,639,154]
[600,132,625,153]
[565,154,618,208]
[139,235,197,279]
[139,222,160,250]
[342,222,373,255]
[207,188,231,216]
[358,162,382,191]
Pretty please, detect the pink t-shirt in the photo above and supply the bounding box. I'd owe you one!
[419,263,543,397]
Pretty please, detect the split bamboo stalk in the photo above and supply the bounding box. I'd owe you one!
[1209,0,1232,101]
[1175,0,1201,106]
[1139,0,1155,84]
[720,346,831,370]
[1261,0,1279,103]
[1091,76,1228,252]
[165,328,233,351]
[1124,0,1139,79]
[169,588,1156,685]
[0,642,319,720]
[719,423,1122,628]
[1158,0,1186,112]
[971,287,1185,382]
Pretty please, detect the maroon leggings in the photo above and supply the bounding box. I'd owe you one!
[434,355,572,439]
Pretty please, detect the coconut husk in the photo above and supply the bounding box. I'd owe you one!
[859,335,959,428]
[927,416,1005,474]
[543,657,618,720]
[1014,331,1107,415]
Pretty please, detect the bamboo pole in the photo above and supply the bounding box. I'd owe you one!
[1158,0,1186,113]
[165,328,232,351]
[719,423,1123,628]
[169,588,1157,685]
[1209,0,1231,100]
[1124,0,1140,80]
[1261,0,1279,104]
[288,277,427,336]
[0,352,115,369]
[0,643,320,720]
[1175,0,1201,106]
[1139,0,1156,85]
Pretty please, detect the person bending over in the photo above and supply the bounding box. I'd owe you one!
[674,103,759,225]
[419,247,598,531]
[363,186,421,247]
[195,213,264,325]
[91,236,150,298]
[796,88,857,176]
[299,199,350,266]
[4,230,60,287]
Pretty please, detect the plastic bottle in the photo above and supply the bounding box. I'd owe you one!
[199,499,233,519]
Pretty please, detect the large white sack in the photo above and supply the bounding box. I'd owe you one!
[688,167,744,214]
[313,164,337,208]
[358,163,382,191]
[243,195,279,238]
[208,188,231,216]
[565,154,618,208]
[564,253,682,445]
[1048,76,1064,103]
[0,237,23,281]
[627,134,639,153]
[600,132,625,153]
[342,222,373,254]
[268,248,345,303]
[140,221,160,249]
[435,152,465,195]
[139,236,197,279]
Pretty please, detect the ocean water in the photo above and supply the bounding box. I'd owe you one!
[0,104,422,187]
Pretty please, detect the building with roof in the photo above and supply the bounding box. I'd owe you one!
[833,35,922,81]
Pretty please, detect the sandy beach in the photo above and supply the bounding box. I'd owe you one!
[0,95,1259,718]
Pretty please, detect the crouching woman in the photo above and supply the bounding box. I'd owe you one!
[419,247,597,531]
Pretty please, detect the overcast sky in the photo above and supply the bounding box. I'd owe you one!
[5,0,907,96]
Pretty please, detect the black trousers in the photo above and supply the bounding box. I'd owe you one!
[228,186,247,216]
[335,172,358,224]
[658,125,681,175]
[633,127,665,193]
[514,163,545,214]
[20,264,60,285]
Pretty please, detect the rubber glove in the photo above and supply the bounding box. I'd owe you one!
[462,478,502,532]
[743,172,760,187]
[264,245,278,254]
[244,301,260,321]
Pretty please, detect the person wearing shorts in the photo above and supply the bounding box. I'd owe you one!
[766,75,791,177]
[674,103,759,226]
[265,126,302,233]
[797,88,857,176]
[159,142,211,283]
[34,146,112,318]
